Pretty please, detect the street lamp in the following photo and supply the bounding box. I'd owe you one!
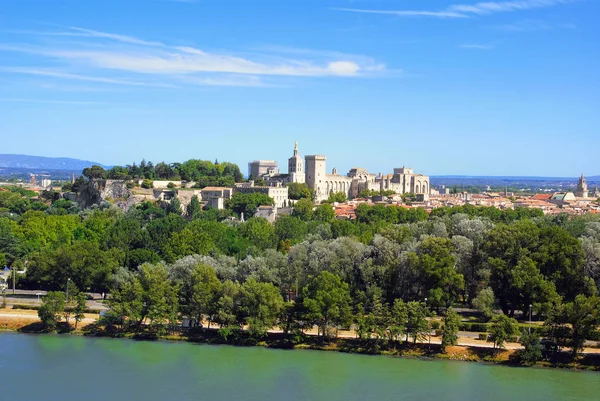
[528,304,533,335]
[66,278,71,303]
[424,297,431,349]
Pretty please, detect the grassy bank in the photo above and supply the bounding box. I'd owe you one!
[2,313,599,371]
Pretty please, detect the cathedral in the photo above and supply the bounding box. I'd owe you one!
[264,142,430,203]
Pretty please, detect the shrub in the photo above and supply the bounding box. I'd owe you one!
[141,179,153,189]
[478,333,488,341]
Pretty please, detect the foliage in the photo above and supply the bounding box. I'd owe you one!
[38,291,66,330]
[518,331,543,365]
[488,314,519,348]
[287,183,313,200]
[302,271,352,337]
[227,193,274,218]
[441,307,461,352]
[326,191,347,204]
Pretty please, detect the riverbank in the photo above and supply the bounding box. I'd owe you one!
[1,310,599,371]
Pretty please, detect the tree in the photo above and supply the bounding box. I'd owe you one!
[186,195,202,219]
[388,299,408,343]
[302,271,352,337]
[414,237,464,309]
[405,301,429,344]
[547,295,600,358]
[313,204,335,223]
[274,216,308,246]
[326,191,347,204]
[237,279,284,337]
[239,218,278,250]
[214,280,241,328]
[291,198,313,221]
[109,263,178,334]
[441,307,461,352]
[74,292,87,330]
[227,193,274,218]
[488,314,519,349]
[189,264,222,328]
[472,287,496,320]
[82,165,106,180]
[38,291,66,330]
[518,331,543,365]
[287,183,313,200]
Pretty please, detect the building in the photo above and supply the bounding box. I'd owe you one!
[575,174,589,198]
[248,160,279,180]
[305,154,430,203]
[235,182,289,208]
[287,141,305,184]
[200,187,233,210]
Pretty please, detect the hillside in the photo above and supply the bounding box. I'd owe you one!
[0,154,109,170]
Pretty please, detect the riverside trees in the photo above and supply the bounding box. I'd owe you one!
[3,178,600,357]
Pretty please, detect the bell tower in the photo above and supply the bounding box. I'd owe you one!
[288,141,305,184]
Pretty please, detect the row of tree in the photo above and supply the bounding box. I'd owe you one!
[80,159,244,185]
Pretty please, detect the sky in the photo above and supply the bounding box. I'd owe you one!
[1,0,598,177]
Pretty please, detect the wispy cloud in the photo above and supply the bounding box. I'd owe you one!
[0,67,175,87]
[0,26,387,88]
[335,0,576,19]
[459,43,496,49]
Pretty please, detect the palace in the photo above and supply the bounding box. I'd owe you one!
[257,142,430,203]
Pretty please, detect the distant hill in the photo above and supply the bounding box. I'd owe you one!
[0,154,109,171]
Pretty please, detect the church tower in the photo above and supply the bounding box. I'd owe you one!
[288,141,305,184]
[575,174,589,198]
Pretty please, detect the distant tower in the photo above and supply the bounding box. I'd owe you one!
[71,173,75,184]
[287,141,305,184]
[575,174,589,198]
[305,155,327,201]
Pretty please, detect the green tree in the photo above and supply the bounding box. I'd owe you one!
[326,191,347,204]
[441,307,461,352]
[291,198,314,221]
[74,292,87,330]
[405,301,429,344]
[388,298,408,343]
[518,331,543,365]
[239,218,278,251]
[38,291,66,330]
[227,193,274,218]
[215,280,241,328]
[302,271,352,337]
[287,183,313,200]
[189,264,222,329]
[547,295,600,358]
[313,204,335,223]
[237,279,283,337]
[186,195,202,219]
[82,165,106,180]
[472,287,496,320]
[414,237,464,309]
[488,314,519,349]
[274,216,308,246]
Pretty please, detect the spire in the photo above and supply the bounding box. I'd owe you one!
[293,141,298,157]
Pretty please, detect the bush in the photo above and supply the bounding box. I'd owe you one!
[141,179,153,189]
[459,322,489,333]
[431,321,441,330]
[518,331,543,365]
[478,333,488,341]
[167,182,176,189]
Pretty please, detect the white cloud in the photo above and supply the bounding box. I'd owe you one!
[335,0,576,19]
[0,67,175,87]
[0,26,387,89]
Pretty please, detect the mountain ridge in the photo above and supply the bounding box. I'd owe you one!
[0,154,110,170]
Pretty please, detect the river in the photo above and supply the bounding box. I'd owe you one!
[0,333,597,400]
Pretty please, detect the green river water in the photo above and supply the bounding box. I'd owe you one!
[0,333,598,400]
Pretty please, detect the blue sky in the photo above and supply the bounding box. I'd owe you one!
[1,0,598,177]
